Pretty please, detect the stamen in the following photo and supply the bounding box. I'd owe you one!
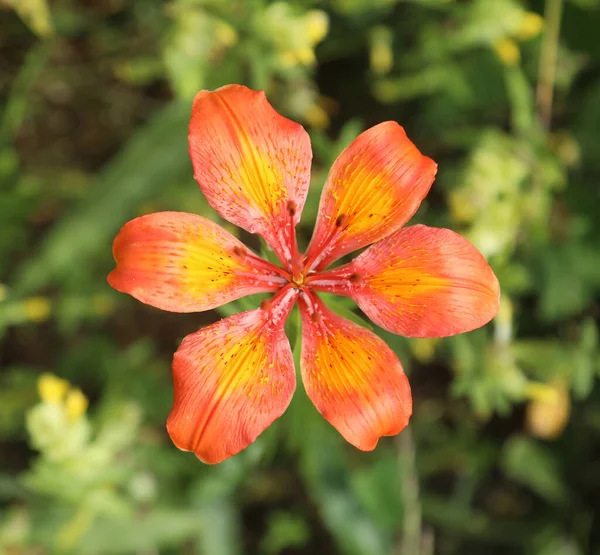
[304,266,357,294]
[285,200,305,283]
[238,248,291,281]
[304,215,346,273]
[267,284,300,326]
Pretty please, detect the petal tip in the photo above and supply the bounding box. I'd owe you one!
[106,267,129,296]
[346,413,412,452]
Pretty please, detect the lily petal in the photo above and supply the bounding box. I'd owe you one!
[108,212,288,313]
[188,85,312,268]
[304,122,437,271]
[309,225,500,338]
[299,291,412,450]
[167,287,298,464]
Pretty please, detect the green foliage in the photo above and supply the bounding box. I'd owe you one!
[2,0,600,554]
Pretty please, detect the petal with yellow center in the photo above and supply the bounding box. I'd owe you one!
[108,212,288,313]
[304,122,437,271]
[167,287,298,464]
[299,291,412,450]
[309,225,500,338]
[188,84,312,268]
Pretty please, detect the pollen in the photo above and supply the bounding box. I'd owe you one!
[292,274,305,286]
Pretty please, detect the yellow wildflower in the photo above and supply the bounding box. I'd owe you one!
[305,10,329,45]
[369,26,394,75]
[65,389,89,422]
[494,38,520,66]
[525,380,570,440]
[411,338,439,363]
[303,103,330,129]
[214,21,238,48]
[515,12,544,41]
[38,373,69,404]
[23,296,51,322]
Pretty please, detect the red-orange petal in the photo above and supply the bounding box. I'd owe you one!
[167,287,299,464]
[309,225,500,338]
[299,291,412,450]
[188,85,312,268]
[108,212,288,313]
[304,122,437,271]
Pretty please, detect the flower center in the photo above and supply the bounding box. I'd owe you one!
[289,250,306,286]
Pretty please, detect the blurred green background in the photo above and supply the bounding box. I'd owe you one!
[1,0,600,553]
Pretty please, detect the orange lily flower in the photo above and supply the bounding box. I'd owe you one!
[108,85,500,464]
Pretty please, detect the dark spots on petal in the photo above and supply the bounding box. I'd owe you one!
[233,246,244,256]
[335,214,347,228]
[349,273,361,283]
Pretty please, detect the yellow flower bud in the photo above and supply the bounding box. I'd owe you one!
[411,338,439,363]
[370,44,394,76]
[303,103,330,130]
[65,388,89,422]
[515,12,544,41]
[279,50,298,68]
[448,190,478,223]
[295,47,316,66]
[38,373,69,404]
[305,10,329,45]
[369,26,394,76]
[494,38,520,66]
[23,296,51,322]
[214,21,238,48]
[525,380,570,440]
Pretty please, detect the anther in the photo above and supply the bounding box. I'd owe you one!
[335,214,347,228]
[287,200,297,216]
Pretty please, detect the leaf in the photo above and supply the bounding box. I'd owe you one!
[80,509,206,554]
[285,388,391,555]
[501,435,568,505]
[13,101,192,295]
[6,0,54,38]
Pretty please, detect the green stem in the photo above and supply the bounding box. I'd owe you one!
[536,0,564,130]
[396,427,432,555]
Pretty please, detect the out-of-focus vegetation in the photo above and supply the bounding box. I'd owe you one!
[1,0,600,553]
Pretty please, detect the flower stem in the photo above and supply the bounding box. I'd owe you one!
[536,0,563,130]
[395,428,433,555]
